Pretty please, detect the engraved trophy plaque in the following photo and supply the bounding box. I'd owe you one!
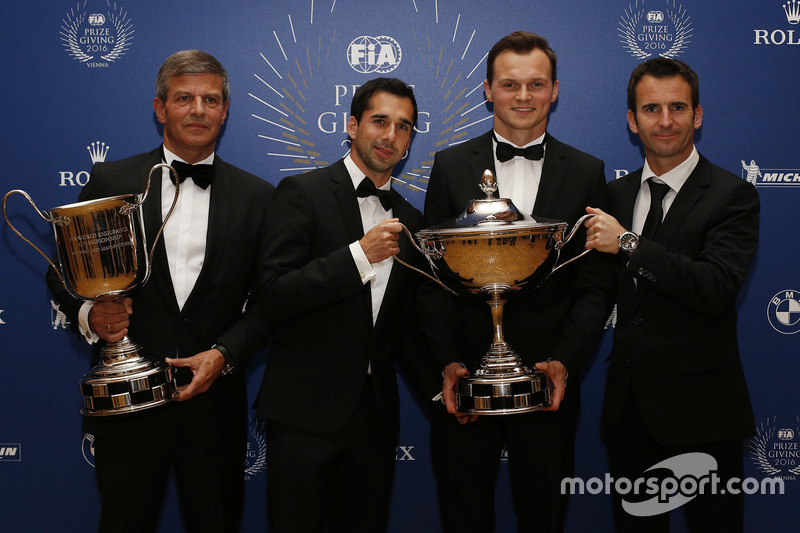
[3,164,181,415]
[399,170,594,415]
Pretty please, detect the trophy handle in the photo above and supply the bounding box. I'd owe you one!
[2,189,69,288]
[395,223,458,295]
[137,163,181,280]
[550,213,595,275]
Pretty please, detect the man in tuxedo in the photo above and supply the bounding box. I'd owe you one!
[255,77,436,532]
[422,31,612,532]
[585,58,759,531]
[47,50,274,532]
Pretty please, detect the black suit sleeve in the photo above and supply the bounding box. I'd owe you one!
[547,161,616,375]
[216,182,275,368]
[258,174,364,323]
[626,179,760,314]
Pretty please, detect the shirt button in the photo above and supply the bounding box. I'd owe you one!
[633,316,643,325]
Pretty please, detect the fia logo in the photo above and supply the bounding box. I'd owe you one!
[0,444,22,462]
[767,290,800,334]
[60,1,134,67]
[60,141,110,187]
[347,35,402,74]
[750,415,800,479]
[754,0,800,44]
[618,0,693,59]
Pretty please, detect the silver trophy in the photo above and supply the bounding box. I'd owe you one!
[2,164,181,416]
[399,170,594,415]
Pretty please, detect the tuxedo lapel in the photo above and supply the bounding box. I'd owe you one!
[374,199,415,333]
[653,157,710,246]
[141,149,178,309]
[468,131,498,197]
[613,169,644,305]
[330,159,373,328]
[534,133,566,218]
[615,169,642,230]
[330,160,366,243]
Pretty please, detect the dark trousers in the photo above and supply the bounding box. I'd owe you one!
[430,409,577,533]
[606,393,745,533]
[93,406,247,533]
[266,383,397,533]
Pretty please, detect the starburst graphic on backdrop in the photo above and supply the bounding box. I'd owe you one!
[248,0,493,199]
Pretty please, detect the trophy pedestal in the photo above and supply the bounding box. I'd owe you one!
[79,337,178,416]
[455,352,551,415]
[455,291,552,415]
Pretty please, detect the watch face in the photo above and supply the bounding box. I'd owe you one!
[619,232,638,252]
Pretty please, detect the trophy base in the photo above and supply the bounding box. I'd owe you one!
[79,357,178,416]
[456,371,551,415]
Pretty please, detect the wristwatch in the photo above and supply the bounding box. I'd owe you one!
[212,342,235,376]
[617,231,639,255]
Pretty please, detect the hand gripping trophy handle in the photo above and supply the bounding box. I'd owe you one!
[2,163,183,415]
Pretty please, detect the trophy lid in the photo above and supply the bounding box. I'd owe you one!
[418,170,567,237]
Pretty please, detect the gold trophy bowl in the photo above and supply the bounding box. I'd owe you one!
[399,170,594,414]
[2,164,181,415]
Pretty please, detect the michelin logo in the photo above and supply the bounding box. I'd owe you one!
[742,159,800,187]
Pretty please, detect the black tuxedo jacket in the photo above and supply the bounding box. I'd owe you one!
[422,130,614,418]
[255,159,435,436]
[48,147,274,439]
[601,155,759,446]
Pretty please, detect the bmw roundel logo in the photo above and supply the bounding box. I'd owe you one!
[767,290,800,334]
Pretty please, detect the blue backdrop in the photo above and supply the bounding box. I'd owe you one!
[2,0,798,531]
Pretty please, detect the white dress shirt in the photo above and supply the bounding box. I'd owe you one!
[160,146,212,310]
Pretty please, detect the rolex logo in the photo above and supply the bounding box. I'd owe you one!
[87,141,110,163]
[785,0,800,24]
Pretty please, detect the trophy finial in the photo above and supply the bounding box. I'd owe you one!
[479,169,498,199]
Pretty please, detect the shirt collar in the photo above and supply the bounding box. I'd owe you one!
[493,130,546,149]
[344,154,392,192]
[163,145,215,166]
[641,145,699,194]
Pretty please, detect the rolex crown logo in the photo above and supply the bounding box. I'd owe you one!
[87,141,110,164]
[785,0,800,24]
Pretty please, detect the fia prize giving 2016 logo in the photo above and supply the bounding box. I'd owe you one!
[618,0,693,59]
[750,416,800,480]
[60,1,133,67]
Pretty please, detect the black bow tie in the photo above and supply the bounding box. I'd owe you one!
[495,139,545,162]
[355,178,398,211]
[169,160,215,190]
